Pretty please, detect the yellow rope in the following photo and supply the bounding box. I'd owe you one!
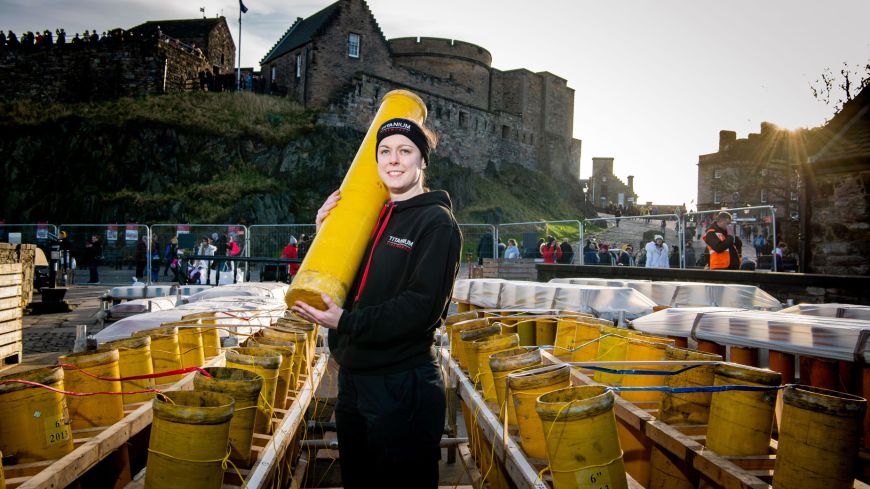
[147,447,247,488]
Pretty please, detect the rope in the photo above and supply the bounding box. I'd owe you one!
[580,364,704,376]
[147,447,246,488]
[0,379,163,397]
[57,363,213,382]
[607,384,786,394]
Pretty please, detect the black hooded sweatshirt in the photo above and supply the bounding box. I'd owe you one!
[328,190,462,374]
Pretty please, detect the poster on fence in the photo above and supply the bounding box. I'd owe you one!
[106,224,118,241]
[8,233,21,245]
[36,222,49,240]
[125,224,139,242]
[177,224,190,237]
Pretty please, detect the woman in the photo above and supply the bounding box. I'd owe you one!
[504,238,520,259]
[539,235,562,264]
[291,118,462,488]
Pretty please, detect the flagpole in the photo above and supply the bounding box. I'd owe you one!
[236,3,242,91]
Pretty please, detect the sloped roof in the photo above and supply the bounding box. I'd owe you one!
[130,18,224,40]
[811,85,870,164]
[261,2,341,64]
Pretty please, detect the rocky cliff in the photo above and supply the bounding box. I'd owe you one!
[0,92,590,225]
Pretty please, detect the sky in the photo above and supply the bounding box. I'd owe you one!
[3,0,869,208]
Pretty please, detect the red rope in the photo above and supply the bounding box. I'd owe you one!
[0,379,163,397]
[56,364,213,382]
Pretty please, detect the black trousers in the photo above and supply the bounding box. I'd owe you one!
[335,361,446,489]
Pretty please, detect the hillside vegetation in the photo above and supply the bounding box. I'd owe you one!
[0,92,590,225]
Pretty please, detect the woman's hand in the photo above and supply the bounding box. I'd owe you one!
[291,293,343,329]
[315,190,341,233]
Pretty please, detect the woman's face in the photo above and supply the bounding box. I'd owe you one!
[377,134,425,199]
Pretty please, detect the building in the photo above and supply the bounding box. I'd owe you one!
[697,122,815,247]
[129,18,236,75]
[801,85,870,275]
[260,0,582,180]
[581,157,637,209]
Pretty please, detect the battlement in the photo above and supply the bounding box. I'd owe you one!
[388,37,492,68]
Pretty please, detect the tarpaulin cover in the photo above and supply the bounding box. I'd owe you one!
[630,306,745,337]
[185,282,289,303]
[108,297,179,318]
[452,279,656,319]
[690,310,870,362]
[780,303,870,320]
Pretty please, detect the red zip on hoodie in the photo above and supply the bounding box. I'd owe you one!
[354,202,395,303]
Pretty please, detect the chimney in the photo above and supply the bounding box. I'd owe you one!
[627,175,634,191]
[760,121,776,137]
[719,130,737,151]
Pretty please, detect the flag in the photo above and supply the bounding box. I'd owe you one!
[239,0,248,13]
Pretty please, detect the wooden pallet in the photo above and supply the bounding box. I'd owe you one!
[4,351,327,489]
[0,263,23,365]
[445,344,869,489]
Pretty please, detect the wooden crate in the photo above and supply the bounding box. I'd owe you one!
[0,263,23,365]
[0,244,34,309]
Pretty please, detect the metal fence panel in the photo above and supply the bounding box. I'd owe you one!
[496,220,582,265]
[0,223,59,246]
[583,214,681,267]
[248,224,315,282]
[683,205,778,271]
[57,224,151,286]
[150,224,247,285]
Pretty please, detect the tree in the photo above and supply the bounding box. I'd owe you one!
[811,59,870,115]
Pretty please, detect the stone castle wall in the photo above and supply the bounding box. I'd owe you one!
[808,168,870,275]
[0,37,211,102]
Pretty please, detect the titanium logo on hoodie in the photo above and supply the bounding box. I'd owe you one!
[386,235,414,251]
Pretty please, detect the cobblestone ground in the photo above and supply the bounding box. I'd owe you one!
[23,285,107,354]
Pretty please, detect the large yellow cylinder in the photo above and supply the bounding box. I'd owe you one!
[507,364,571,459]
[449,318,488,364]
[553,317,579,360]
[594,326,631,385]
[489,348,542,427]
[262,327,309,381]
[620,339,673,403]
[471,333,520,401]
[0,366,74,463]
[276,319,317,365]
[570,321,602,362]
[460,324,500,377]
[176,326,205,369]
[200,327,222,358]
[58,349,125,430]
[706,363,781,456]
[285,89,428,310]
[247,337,296,410]
[513,318,536,346]
[446,310,478,327]
[772,385,866,489]
[456,302,471,313]
[100,336,156,404]
[537,386,629,489]
[226,347,282,435]
[535,317,557,347]
[194,367,263,468]
[145,391,234,489]
[133,326,183,384]
[658,346,722,425]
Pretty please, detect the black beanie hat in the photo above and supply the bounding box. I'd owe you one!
[375,118,430,163]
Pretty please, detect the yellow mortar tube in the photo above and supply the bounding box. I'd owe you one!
[133,326,183,384]
[194,367,263,468]
[620,338,674,403]
[262,326,309,381]
[489,348,542,426]
[706,363,781,456]
[226,347,282,435]
[285,89,428,310]
[537,386,628,489]
[450,318,488,363]
[658,346,723,425]
[0,366,74,463]
[99,336,156,404]
[247,337,296,410]
[460,324,501,376]
[535,317,557,347]
[507,364,571,460]
[772,385,866,489]
[471,333,520,402]
[144,391,234,489]
[570,321,602,362]
[58,349,125,430]
[594,326,632,385]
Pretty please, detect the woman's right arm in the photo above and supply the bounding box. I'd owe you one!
[315,190,341,233]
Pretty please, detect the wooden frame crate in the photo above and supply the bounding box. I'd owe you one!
[0,263,23,365]
[3,352,327,489]
[443,343,869,489]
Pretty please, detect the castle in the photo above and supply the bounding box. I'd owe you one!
[260,0,582,180]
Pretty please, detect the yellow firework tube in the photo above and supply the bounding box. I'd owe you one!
[285,89,428,310]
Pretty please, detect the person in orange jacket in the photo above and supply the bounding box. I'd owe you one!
[702,211,741,270]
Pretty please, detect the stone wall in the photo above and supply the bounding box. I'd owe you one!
[206,22,236,74]
[322,73,536,172]
[807,168,870,275]
[0,38,211,102]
